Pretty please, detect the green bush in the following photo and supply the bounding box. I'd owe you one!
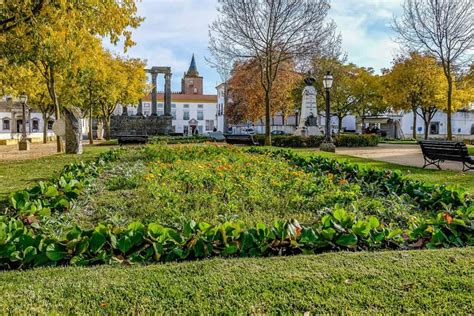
[150,135,211,145]
[334,134,379,147]
[254,134,378,148]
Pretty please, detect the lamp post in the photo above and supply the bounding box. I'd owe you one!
[321,71,336,152]
[18,93,31,151]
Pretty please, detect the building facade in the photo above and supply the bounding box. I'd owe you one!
[117,55,218,135]
[0,98,56,142]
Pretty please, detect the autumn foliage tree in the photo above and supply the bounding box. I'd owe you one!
[384,53,447,139]
[1,0,142,152]
[227,59,301,126]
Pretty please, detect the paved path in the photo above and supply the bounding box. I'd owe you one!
[0,142,60,161]
[337,144,468,172]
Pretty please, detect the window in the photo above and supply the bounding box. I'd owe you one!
[194,88,198,94]
[157,110,164,116]
[183,111,190,120]
[48,120,54,130]
[198,104,204,109]
[471,124,474,135]
[430,122,440,135]
[143,110,151,116]
[197,111,204,120]
[144,102,152,108]
[157,103,164,109]
[184,104,190,109]
[198,126,203,134]
[171,104,176,109]
[2,118,10,130]
[205,120,214,131]
[171,111,176,119]
[32,119,39,132]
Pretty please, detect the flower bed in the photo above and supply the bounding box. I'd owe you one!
[254,134,379,147]
[1,145,472,270]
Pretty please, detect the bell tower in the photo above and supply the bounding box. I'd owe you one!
[181,54,203,95]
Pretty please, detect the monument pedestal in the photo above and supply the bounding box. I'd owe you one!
[18,139,31,151]
[320,141,336,152]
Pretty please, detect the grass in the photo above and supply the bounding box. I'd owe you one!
[0,145,113,200]
[1,143,473,313]
[294,149,474,193]
[0,248,472,314]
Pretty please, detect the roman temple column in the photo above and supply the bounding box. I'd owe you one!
[151,71,158,116]
[164,72,172,116]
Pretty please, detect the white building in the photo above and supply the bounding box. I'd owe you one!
[0,97,56,143]
[117,55,218,135]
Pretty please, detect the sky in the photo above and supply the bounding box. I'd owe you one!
[105,0,404,94]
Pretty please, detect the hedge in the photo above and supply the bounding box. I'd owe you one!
[254,134,379,148]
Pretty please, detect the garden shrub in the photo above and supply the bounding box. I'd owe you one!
[334,134,379,147]
[254,134,378,147]
[1,205,472,270]
[150,135,211,145]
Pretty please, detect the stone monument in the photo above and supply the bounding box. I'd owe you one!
[63,107,83,154]
[294,73,323,136]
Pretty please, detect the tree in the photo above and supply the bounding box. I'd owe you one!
[0,62,54,143]
[227,59,301,125]
[393,0,474,140]
[95,54,147,140]
[1,0,142,152]
[384,53,447,140]
[350,69,388,131]
[209,0,337,145]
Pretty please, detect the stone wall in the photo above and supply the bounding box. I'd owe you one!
[110,115,172,137]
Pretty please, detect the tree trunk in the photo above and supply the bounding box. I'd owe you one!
[412,108,417,139]
[264,89,271,146]
[423,118,429,140]
[105,116,111,141]
[88,105,94,145]
[47,66,62,152]
[42,116,48,143]
[337,115,343,134]
[447,78,453,140]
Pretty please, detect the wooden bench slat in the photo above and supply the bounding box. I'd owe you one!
[419,140,473,171]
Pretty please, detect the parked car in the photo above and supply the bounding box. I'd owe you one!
[271,130,287,135]
[241,128,256,135]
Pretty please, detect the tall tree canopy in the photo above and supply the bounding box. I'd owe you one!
[393,0,474,139]
[209,0,338,145]
[227,59,301,124]
[1,0,142,152]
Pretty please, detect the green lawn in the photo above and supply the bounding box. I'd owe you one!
[294,149,474,193]
[0,145,113,200]
[0,248,472,314]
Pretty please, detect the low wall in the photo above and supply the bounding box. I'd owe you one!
[110,115,172,137]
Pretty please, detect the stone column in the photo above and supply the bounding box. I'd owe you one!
[151,72,158,116]
[137,99,143,116]
[164,72,172,116]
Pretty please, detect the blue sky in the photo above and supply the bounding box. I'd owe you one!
[106,0,403,94]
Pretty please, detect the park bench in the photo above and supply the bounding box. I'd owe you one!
[117,130,149,145]
[225,134,259,146]
[208,131,226,142]
[418,140,474,172]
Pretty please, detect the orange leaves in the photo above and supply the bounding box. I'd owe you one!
[443,213,453,225]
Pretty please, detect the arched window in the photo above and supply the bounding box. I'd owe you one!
[48,120,54,130]
[471,124,474,135]
[2,118,10,131]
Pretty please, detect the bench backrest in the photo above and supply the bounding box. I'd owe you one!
[418,140,469,162]
[225,134,258,145]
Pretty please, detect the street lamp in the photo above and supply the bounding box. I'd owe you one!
[321,71,336,152]
[18,93,31,151]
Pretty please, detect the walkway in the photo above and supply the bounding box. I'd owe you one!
[337,144,468,172]
[0,142,59,161]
